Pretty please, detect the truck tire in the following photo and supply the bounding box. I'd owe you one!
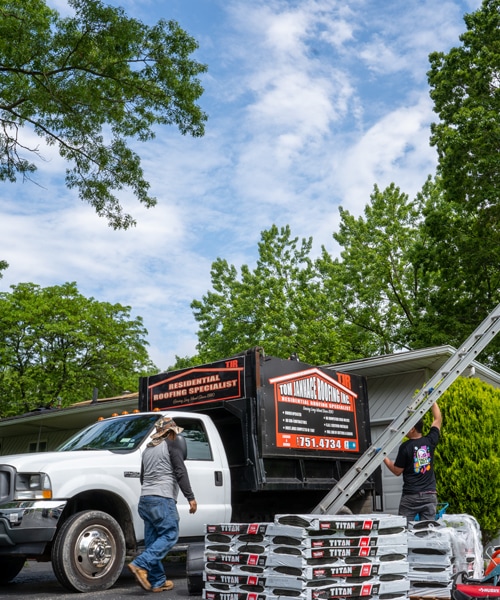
[186,542,205,594]
[51,510,126,592]
[0,556,26,584]
[337,506,353,515]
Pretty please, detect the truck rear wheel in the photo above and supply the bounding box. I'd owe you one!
[187,542,205,594]
[0,556,26,584]
[51,510,126,592]
[337,506,353,515]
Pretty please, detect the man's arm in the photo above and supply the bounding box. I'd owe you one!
[383,457,404,476]
[167,439,197,513]
[431,402,442,430]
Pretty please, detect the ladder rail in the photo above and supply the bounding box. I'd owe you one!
[312,302,500,515]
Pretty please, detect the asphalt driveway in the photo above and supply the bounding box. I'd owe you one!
[1,558,200,599]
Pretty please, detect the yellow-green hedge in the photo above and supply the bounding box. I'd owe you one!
[430,377,500,544]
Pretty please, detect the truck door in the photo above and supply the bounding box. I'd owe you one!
[174,416,231,536]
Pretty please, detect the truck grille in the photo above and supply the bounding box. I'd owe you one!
[0,465,16,503]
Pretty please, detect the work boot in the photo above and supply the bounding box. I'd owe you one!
[152,580,174,592]
[128,562,151,591]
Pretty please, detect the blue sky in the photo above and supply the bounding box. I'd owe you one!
[0,0,481,371]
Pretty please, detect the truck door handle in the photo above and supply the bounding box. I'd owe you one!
[214,471,223,486]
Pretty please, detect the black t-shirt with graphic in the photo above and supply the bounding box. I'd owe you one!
[394,426,440,494]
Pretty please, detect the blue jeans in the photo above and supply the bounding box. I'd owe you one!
[399,492,437,522]
[131,496,179,589]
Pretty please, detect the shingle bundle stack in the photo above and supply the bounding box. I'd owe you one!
[407,522,453,597]
[407,514,483,598]
[202,514,410,600]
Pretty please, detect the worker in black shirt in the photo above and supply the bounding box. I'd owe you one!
[384,402,442,522]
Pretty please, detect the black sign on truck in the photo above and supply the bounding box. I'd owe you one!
[268,367,360,453]
[142,355,246,409]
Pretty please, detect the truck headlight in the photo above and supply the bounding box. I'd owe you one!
[16,473,52,499]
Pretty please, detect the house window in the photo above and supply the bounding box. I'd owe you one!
[29,441,47,453]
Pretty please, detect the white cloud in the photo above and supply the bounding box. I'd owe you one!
[336,94,437,214]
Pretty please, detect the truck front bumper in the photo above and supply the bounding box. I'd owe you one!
[0,500,67,555]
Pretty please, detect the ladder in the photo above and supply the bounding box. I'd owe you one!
[313,302,500,515]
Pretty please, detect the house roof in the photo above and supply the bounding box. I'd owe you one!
[327,345,500,386]
[0,393,139,438]
[326,345,500,424]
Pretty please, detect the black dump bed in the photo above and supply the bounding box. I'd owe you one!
[139,348,377,514]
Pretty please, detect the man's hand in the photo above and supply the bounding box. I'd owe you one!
[431,402,442,430]
[189,499,197,514]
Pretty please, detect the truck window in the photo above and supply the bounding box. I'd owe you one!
[57,414,160,452]
[174,418,213,461]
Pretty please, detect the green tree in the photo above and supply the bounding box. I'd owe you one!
[0,281,156,416]
[433,377,500,544]
[169,354,202,371]
[0,0,207,229]
[428,0,500,219]
[0,259,7,279]
[190,225,360,365]
[426,0,500,359]
[317,180,438,355]
[186,177,498,369]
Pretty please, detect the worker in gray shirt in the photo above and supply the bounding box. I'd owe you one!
[128,416,197,592]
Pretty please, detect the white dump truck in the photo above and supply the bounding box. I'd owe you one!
[0,348,376,592]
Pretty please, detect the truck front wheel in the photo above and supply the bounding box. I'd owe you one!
[0,556,26,584]
[51,510,126,592]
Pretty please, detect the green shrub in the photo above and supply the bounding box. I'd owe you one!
[431,377,500,544]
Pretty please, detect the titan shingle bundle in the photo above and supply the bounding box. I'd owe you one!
[202,514,410,600]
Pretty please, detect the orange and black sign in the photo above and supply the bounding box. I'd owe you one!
[141,356,246,411]
[268,367,360,453]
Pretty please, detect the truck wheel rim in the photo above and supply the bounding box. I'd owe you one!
[73,524,116,578]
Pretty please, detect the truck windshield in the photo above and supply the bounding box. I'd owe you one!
[57,414,159,452]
